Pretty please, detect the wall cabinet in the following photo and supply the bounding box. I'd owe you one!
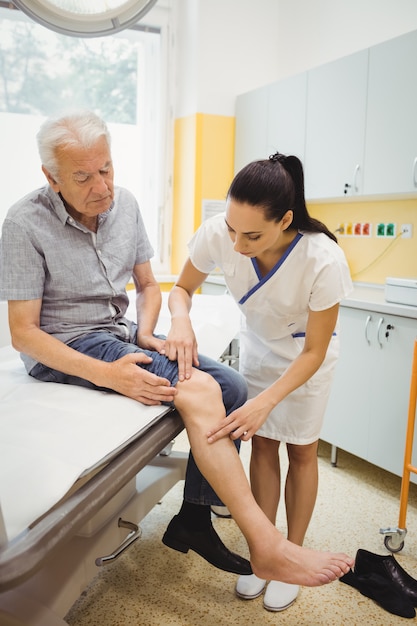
[234,72,307,174]
[304,50,368,199]
[265,73,307,165]
[364,29,417,195]
[321,306,417,480]
[234,85,269,174]
[235,29,417,199]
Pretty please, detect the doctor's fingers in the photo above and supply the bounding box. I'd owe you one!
[207,418,248,443]
[164,342,195,381]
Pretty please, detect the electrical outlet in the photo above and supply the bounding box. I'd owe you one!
[376,222,396,237]
[401,223,413,238]
[377,223,386,237]
[361,222,371,236]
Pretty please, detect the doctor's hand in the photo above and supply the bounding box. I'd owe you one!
[206,397,273,443]
[104,353,177,405]
[162,317,199,382]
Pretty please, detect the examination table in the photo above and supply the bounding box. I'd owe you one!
[0,292,240,626]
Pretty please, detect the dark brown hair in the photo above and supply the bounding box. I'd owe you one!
[227,152,337,242]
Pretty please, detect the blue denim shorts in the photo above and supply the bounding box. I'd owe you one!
[29,327,247,413]
[30,329,179,399]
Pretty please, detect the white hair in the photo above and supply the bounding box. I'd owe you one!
[37,110,111,180]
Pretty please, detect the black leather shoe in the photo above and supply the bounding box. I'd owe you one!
[355,548,417,606]
[340,569,416,618]
[162,514,252,575]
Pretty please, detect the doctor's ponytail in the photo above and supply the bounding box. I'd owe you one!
[228,153,337,243]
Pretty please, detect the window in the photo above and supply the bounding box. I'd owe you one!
[0,3,172,272]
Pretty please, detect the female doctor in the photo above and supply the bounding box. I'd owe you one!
[163,153,353,612]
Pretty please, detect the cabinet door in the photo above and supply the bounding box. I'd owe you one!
[304,50,368,199]
[320,307,372,459]
[364,30,417,195]
[234,85,269,174]
[367,314,417,476]
[266,72,307,163]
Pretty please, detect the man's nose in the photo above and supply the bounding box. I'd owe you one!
[92,174,109,193]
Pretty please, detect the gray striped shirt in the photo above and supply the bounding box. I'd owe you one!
[0,185,154,371]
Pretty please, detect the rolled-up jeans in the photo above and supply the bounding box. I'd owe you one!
[30,328,248,506]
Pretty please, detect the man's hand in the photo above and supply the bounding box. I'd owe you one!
[106,353,177,405]
[137,332,166,354]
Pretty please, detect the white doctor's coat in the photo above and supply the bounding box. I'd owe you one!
[188,213,353,445]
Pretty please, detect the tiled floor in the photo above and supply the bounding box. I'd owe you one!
[65,435,417,625]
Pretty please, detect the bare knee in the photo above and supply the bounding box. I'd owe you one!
[287,441,318,468]
[174,368,224,422]
[252,434,280,461]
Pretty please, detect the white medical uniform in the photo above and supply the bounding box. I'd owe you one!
[188,213,353,445]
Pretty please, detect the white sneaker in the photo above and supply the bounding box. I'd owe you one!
[235,574,267,600]
[263,581,299,611]
[210,505,231,518]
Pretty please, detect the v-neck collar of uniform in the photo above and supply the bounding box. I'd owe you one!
[239,231,303,306]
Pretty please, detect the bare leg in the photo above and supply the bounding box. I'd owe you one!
[250,435,281,524]
[174,369,354,586]
[285,441,319,546]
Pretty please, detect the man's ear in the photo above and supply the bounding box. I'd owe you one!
[42,165,59,191]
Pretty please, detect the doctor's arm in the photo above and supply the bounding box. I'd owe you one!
[163,258,208,381]
[207,303,340,442]
[8,297,176,405]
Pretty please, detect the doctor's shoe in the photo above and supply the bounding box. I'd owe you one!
[355,548,417,606]
[263,581,299,612]
[162,514,252,575]
[211,505,232,518]
[235,574,266,599]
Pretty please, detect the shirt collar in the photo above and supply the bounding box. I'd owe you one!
[45,185,114,227]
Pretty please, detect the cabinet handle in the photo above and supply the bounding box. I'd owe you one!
[413,157,417,187]
[353,164,360,193]
[377,316,384,348]
[365,314,372,345]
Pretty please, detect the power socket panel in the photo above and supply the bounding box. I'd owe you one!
[401,223,413,238]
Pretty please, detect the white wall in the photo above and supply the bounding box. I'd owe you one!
[174,0,280,117]
[275,0,417,79]
[173,0,417,117]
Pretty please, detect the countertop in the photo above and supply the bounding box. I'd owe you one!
[343,283,417,319]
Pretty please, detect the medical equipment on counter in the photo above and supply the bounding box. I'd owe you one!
[385,278,417,308]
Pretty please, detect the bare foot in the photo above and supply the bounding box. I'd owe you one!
[250,533,354,587]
